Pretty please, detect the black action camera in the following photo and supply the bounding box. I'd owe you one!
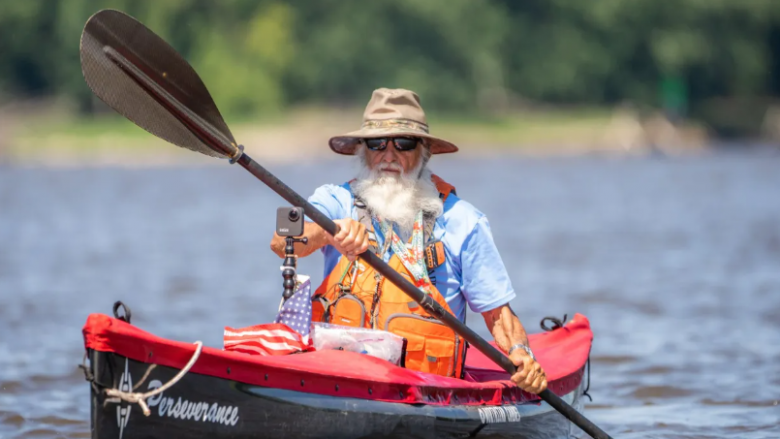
[276,207,305,237]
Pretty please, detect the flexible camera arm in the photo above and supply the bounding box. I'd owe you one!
[282,235,308,300]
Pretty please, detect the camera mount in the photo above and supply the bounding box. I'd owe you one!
[276,207,307,300]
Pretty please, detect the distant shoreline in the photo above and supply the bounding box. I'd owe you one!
[0,106,720,167]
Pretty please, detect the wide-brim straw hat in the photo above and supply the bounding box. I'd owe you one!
[329,88,459,155]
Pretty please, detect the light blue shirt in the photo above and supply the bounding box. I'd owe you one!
[307,182,516,322]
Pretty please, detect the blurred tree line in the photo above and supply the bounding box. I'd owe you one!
[1,0,779,133]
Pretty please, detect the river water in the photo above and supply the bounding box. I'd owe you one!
[1,150,779,438]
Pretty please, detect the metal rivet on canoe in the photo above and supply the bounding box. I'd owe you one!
[264,374,268,381]
[226,367,231,374]
[335,384,339,391]
[148,352,153,358]
[301,379,305,387]
[368,388,373,395]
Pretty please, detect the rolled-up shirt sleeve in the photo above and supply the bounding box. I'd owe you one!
[306,184,351,277]
[306,184,348,221]
[459,215,516,313]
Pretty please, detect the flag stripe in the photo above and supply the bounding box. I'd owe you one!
[224,337,307,352]
[224,326,302,342]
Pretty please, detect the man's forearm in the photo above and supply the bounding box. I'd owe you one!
[270,221,329,258]
[482,305,529,354]
[484,304,546,393]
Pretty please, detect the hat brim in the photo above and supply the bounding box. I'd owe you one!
[329,127,459,155]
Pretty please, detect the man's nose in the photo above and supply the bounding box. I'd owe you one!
[380,142,398,162]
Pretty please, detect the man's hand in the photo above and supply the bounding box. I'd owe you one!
[329,218,369,261]
[481,304,547,394]
[509,349,547,394]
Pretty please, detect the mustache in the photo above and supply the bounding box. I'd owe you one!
[377,162,404,173]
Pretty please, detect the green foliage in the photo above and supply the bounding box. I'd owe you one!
[1,0,778,120]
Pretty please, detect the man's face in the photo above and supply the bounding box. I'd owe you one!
[363,137,424,176]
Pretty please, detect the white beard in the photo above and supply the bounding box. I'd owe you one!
[353,150,443,241]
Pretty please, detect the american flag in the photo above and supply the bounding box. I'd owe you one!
[224,275,314,356]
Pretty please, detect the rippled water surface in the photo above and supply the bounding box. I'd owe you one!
[1,150,779,438]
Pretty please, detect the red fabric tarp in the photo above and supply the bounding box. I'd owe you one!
[83,313,592,406]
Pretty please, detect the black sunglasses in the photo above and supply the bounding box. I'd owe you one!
[364,137,420,152]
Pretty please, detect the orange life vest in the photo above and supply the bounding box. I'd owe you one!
[312,175,466,378]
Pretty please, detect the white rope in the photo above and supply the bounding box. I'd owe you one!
[105,341,203,416]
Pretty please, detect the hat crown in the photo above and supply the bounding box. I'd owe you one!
[363,88,427,125]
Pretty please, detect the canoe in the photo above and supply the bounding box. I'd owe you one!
[81,310,593,439]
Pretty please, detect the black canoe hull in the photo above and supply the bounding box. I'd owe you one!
[89,349,585,439]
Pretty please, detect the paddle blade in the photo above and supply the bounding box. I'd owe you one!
[79,9,238,159]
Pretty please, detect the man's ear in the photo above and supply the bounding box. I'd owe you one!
[421,141,433,161]
[354,141,368,164]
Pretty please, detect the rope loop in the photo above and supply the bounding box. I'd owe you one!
[113,301,132,324]
[540,314,568,332]
[104,341,203,416]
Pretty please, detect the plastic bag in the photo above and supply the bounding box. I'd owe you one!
[312,322,405,366]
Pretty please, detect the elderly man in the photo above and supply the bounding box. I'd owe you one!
[270,88,546,394]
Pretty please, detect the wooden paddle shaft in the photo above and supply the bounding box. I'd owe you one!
[236,154,613,439]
